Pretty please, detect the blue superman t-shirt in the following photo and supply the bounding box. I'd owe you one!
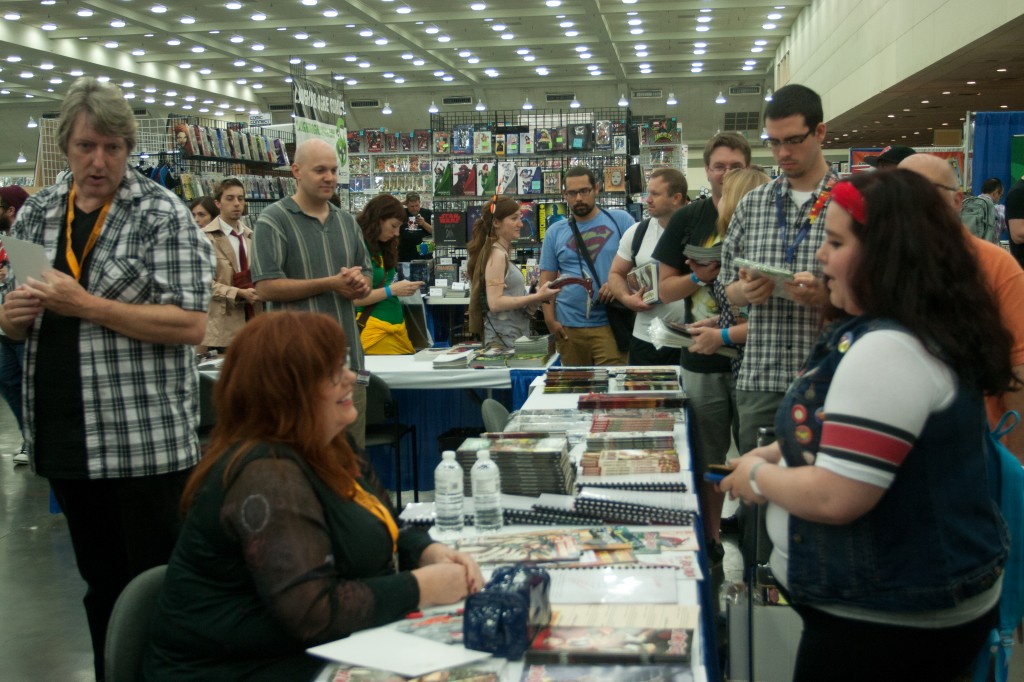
[540,208,634,327]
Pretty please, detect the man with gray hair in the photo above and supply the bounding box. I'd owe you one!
[0,77,215,680]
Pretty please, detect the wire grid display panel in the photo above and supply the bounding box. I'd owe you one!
[36,117,176,187]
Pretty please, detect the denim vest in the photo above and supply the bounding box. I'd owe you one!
[775,316,1008,611]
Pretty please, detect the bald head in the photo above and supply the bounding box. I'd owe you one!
[293,138,336,167]
[899,154,963,212]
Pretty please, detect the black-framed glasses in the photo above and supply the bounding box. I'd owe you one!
[764,130,813,150]
[708,164,746,175]
[564,187,594,199]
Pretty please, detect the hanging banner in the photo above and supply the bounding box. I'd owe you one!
[291,75,349,185]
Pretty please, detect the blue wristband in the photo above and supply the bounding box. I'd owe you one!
[721,327,732,346]
[385,285,393,299]
[691,272,706,287]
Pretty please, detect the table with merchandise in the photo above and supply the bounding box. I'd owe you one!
[307,365,719,682]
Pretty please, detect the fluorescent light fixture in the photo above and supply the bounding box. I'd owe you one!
[428,100,439,113]
[715,91,727,104]
[666,92,678,105]
[475,99,486,111]
[522,97,533,110]
[26,116,37,128]
[382,102,392,115]
[570,98,581,108]
[617,94,628,106]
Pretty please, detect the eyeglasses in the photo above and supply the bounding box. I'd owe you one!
[329,352,352,386]
[564,187,594,199]
[933,182,960,193]
[763,130,813,150]
[708,164,746,175]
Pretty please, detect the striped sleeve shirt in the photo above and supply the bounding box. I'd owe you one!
[816,329,955,488]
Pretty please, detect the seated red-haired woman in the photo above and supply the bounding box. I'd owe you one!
[143,312,482,681]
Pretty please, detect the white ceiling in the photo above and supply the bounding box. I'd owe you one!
[0,0,1022,172]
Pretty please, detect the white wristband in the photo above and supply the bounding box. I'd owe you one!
[750,460,767,497]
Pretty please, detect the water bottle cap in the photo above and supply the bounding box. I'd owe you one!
[442,450,456,460]
[477,449,491,460]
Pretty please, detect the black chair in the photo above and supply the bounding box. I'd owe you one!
[364,373,419,508]
[104,564,167,682]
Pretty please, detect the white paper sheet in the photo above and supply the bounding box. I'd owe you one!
[307,628,492,678]
[3,236,51,283]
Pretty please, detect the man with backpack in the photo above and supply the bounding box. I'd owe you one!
[962,189,999,243]
[606,167,689,365]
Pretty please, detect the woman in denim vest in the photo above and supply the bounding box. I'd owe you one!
[721,169,1012,681]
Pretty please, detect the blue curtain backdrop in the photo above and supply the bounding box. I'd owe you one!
[972,112,1024,195]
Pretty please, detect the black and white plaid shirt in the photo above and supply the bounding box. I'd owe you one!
[720,170,840,393]
[14,167,215,478]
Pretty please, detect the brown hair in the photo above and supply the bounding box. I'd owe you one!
[215,178,245,201]
[356,194,405,271]
[702,132,752,167]
[649,168,688,202]
[466,195,520,336]
[180,312,360,512]
[189,196,219,221]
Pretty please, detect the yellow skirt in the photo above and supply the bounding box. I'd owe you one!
[361,316,415,355]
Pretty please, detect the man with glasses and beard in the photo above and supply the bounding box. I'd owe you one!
[539,166,634,365]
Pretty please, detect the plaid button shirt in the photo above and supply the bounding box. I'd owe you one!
[14,168,215,478]
[720,169,840,393]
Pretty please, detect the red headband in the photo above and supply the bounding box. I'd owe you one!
[829,180,866,224]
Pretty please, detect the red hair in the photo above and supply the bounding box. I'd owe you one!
[181,311,360,512]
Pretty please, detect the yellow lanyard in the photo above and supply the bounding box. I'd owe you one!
[65,185,113,281]
[352,480,398,553]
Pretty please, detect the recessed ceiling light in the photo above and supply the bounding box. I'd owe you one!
[41,22,57,30]
[19,71,32,78]
[763,23,777,29]
[692,49,704,55]
[289,57,302,64]
[692,62,704,67]
[921,99,929,104]
[634,43,647,50]
[383,72,395,78]
[696,16,712,23]
[251,13,266,20]
[966,80,976,85]
[132,49,145,56]
[191,46,205,53]
[492,23,506,30]
[305,63,316,70]
[467,57,479,64]
[627,18,642,26]
[440,35,453,42]
[181,15,196,24]
[345,55,358,62]
[442,75,454,81]
[225,1,242,8]
[394,77,405,83]
[110,19,125,27]
[636,50,648,57]
[359,61,371,68]
[346,79,357,85]
[630,28,644,35]
[694,42,707,48]
[517,48,530,55]
[301,0,317,5]
[742,65,754,71]
[413,59,426,66]
[536,67,549,75]
[997,67,1007,72]
[3,12,21,20]
[574,46,588,52]
[151,5,167,14]
[768,12,783,20]
[122,80,134,87]
[144,97,155,103]
[560,21,573,28]
[39,62,54,70]
[396,6,412,14]
[942,91,951,95]
[230,35,244,43]
[294,32,309,39]
[579,52,591,58]
[76,8,94,17]
[690,66,702,73]
[695,25,709,32]
[375,38,389,45]
[751,47,764,52]
[471,2,486,9]
[69,69,84,76]
[640,68,651,74]
[167,39,181,46]
[425,25,439,34]
[323,9,338,17]
[565,30,579,37]
[7,56,22,62]
[433,70,445,77]
[545,0,561,6]
[359,29,373,37]
[587,65,598,71]
[49,77,63,84]
[184,95,196,102]
[104,41,119,48]
[251,43,264,51]
[754,39,768,45]
[638,62,650,69]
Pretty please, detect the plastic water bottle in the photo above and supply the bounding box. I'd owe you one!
[434,450,465,536]
[471,449,503,532]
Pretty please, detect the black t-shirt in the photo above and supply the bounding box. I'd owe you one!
[652,199,731,374]
[399,207,434,261]
[1005,179,1024,269]
[34,204,100,478]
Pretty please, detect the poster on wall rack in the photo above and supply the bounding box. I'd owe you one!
[292,76,349,184]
